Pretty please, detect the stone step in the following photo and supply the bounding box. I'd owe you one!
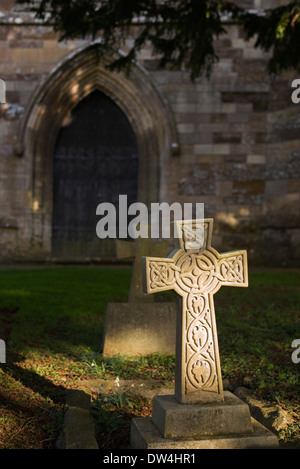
[130,415,279,450]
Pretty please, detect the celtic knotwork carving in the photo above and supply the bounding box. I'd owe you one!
[191,359,212,385]
[149,261,178,290]
[174,250,220,296]
[192,323,208,349]
[188,294,205,319]
[218,255,244,283]
[186,292,217,393]
[143,219,248,403]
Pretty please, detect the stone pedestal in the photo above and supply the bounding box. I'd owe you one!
[102,303,177,356]
[130,392,279,449]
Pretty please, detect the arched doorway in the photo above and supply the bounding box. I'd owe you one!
[52,90,138,258]
[18,44,178,260]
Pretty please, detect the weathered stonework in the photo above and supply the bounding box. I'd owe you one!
[0,0,299,266]
[142,219,248,404]
[130,219,278,449]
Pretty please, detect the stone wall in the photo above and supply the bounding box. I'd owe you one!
[0,0,299,267]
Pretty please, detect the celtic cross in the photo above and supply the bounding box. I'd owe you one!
[142,219,248,404]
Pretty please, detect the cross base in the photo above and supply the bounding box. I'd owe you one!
[130,392,279,449]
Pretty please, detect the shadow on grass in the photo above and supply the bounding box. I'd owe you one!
[3,350,66,403]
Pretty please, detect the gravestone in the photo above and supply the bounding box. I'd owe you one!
[130,219,279,449]
[102,234,177,356]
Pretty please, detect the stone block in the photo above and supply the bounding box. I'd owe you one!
[194,144,230,155]
[11,48,40,63]
[234,387,294,435]
[38,47,69,63]
[180,133,212,145]
[0,48,8,62]
[102,302,177,356]
[288,178,300,193]
[151,393,253,439]
[130,398,279,449]
[171,103,197,113]
[197,103,237,114]
[196,155,224,164]
[227,113,249,123]
[57,388,98,449]
[177,123,195,133]
[213,132,241,144]
[233,180,265,195]
[216,180,233,197]
[43,40,60,49]
[265,180,288,198]
[243,48,267,59]
[232,38,246,49]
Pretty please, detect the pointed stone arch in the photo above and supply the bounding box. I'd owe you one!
[18,44,178,259]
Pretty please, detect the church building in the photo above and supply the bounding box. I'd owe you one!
[0,0,299,267]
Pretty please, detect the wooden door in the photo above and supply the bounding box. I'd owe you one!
[52,90,138,258]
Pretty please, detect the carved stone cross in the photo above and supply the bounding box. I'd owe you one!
[117,234,168,303]
[142,219,248,404]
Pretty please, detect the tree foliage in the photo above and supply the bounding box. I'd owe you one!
[16,0,300,79]
[240,2,300,76]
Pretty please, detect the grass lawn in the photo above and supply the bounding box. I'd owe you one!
[0,266,299,449]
